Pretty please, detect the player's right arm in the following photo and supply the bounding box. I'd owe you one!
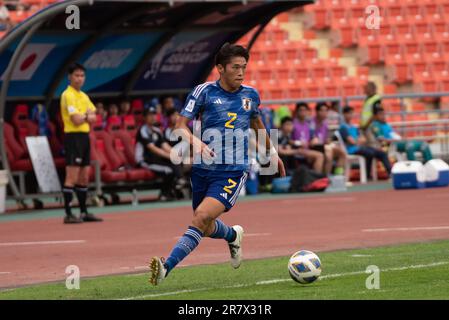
[176,86,215,160]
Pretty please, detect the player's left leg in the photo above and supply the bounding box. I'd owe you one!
[76,166,102,222]
[203,172,248,268]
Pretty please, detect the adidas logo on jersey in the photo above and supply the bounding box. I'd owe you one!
[220,192,228,200]
[213,98,223,104]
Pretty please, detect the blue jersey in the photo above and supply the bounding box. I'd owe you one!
[180,80,261,172]
[339,122,360,154]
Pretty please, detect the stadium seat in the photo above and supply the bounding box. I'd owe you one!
[131,99,144,125]
[3,122,33,172]
[89,133,127,183]
[358,36,382,65]
[106,115,122,131]
[385,54,410,84]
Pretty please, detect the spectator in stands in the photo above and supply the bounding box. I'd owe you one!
[135,106,186,201]
[327,101,342,129]
[278,116,324,175]
[95,102,107,128]
[360,81,381,130]
[108,103,119,117]
[291,103,324,172]
[164,109,181,147]
[0,1,11,31]
[371,107,433,163]
[164,108,192,171]
[340,106,391,179]
[310,102,346,176]
[160,96,176,129]
[120,99,131,116]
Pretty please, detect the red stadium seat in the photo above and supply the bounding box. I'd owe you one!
[131,99,144,125]
[385,54,410,84]
[3,122,33,172]
[106,115,122,131]
[358,36,382,64]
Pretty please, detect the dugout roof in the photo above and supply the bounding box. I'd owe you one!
[0,0,310,103]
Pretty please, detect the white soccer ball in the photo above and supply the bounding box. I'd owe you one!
[288,250,322,284]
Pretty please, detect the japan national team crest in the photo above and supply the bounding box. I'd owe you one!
[242,98,252,111]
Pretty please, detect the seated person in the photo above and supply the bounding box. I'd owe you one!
[310,102,346,176]
[135,107,186,201]
[339,106,392,179]
[279,116,324,174]
[371,107,433,163]
[119,99,131,116]
[164,108,192,166]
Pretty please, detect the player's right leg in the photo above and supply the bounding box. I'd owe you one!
[63,166,83,224]
[149,197,226,285]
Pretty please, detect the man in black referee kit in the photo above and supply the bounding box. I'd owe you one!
[60,63,103,224]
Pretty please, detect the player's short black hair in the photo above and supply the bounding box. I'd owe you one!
[373,106,385,115]
[68,62,86,74]
[215,43,249,67]
[343,106,354,114]
[295,102,309,111]
[315,102,329,112]
[280,116,293,126]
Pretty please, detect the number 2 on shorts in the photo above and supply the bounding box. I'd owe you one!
[223,178,237,194]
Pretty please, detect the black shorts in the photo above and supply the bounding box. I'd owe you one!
[64,132,91,167]
[310,145,325,154]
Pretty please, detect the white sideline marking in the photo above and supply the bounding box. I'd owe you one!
[173,233,271,240]
[363,226,449,232]
[351,254,373,257]
[0,240,86,247]
[281,197,355,204]
[120,261,449,300]
[0,272,11,275]
[245,233,272,237]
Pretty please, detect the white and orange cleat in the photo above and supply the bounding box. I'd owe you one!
[228,225,244,269]
[149,256,167,286]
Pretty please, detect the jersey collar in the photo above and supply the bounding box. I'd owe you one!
[216,80,243,95]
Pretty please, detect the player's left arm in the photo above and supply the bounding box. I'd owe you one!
[250,116,286,177]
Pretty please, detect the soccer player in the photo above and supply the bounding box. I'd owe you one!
[61,63,103,224]
[149,43,286,285]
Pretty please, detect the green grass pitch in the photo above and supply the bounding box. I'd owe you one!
[1,240,449,300]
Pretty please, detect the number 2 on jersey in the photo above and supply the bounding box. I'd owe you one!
[225,112,237,129]
[223,178,237,194]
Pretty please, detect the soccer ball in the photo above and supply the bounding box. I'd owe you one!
[288,250,321,284]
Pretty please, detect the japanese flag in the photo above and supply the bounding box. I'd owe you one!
[1,43,55,81]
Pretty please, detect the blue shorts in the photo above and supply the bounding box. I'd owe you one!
[191,167,248,212]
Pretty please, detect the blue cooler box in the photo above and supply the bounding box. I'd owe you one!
[424,159,449,188]
[392,161,426,189]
